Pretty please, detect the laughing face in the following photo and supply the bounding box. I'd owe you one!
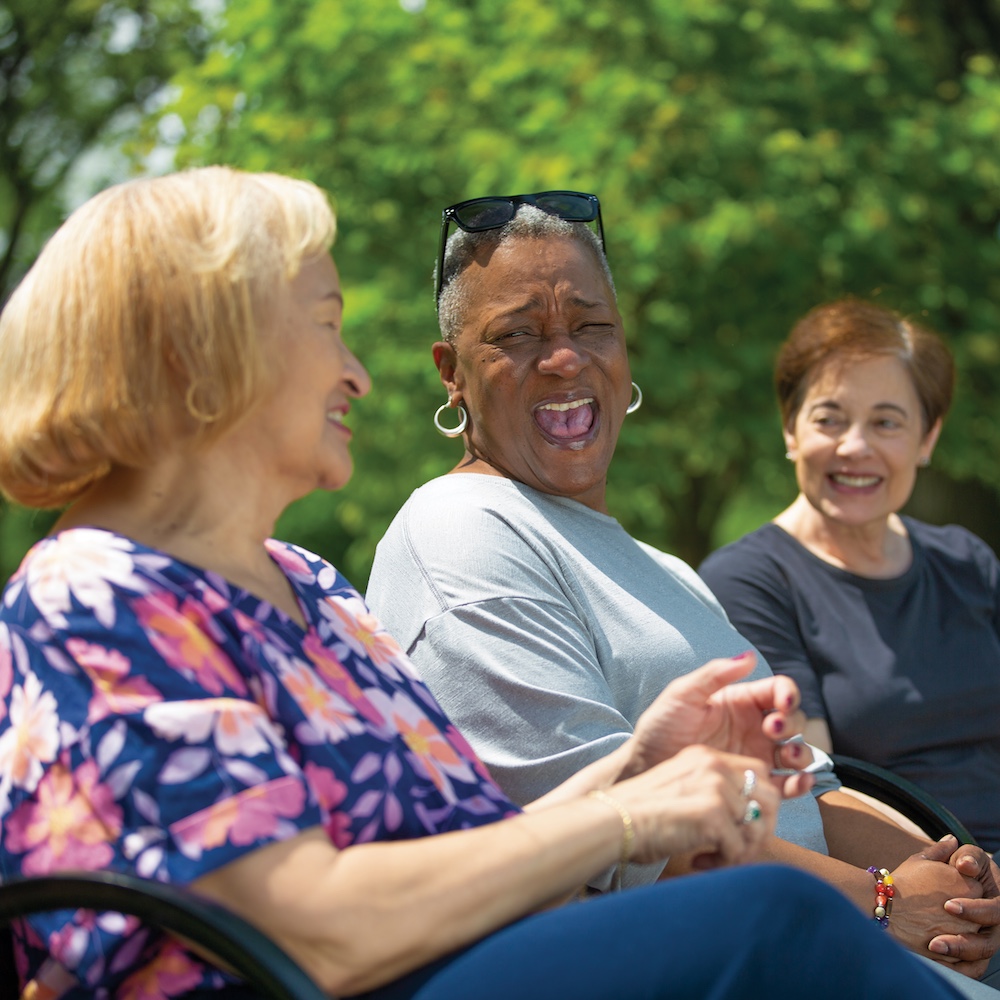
[434,235,631,512]
[784,353,940,530]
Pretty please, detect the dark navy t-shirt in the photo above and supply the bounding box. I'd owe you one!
[699,517,1000,851]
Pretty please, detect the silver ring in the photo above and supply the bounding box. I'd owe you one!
[741,768,757,799]
[743,799,762,824]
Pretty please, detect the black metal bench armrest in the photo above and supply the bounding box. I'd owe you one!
[0,870,328,1000]
[832,753,978,847]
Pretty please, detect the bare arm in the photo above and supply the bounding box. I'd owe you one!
[194,744,783,996]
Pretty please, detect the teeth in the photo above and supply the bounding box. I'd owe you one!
[832,474,879,487]
[327,411,344,424]
[538,397,594,412]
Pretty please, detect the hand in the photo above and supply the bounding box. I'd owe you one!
[887,837,987,975]
[626,652,813,797]
[610,745,781,869]
[925,838,1000,978]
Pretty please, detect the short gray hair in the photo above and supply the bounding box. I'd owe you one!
[437,205,616,343]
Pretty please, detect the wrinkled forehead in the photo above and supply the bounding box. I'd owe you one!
[463,234,613,300]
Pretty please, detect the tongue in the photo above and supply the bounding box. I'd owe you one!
[535,402,595,439]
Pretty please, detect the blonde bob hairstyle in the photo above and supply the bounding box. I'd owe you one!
[0,166,336,509]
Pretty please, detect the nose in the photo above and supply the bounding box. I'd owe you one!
[836,422,873,458]
[537,332,590,378]
[342,343,372,398]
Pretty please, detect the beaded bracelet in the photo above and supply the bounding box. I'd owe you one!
[588,789,635,892]
[867,866,895,928]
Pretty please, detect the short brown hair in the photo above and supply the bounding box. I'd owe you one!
[775,298,954,432]
[0,166,336,508]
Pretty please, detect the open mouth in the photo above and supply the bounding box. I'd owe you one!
[534,397,597,448]
[829,472,881,489]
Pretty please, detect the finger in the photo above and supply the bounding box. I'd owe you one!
[662,652,758,706]
[761,707,807,742]
[951,848,994,883]
[944,897,1000,927]
[920,834,959,864]
[770,732,813,769]
[927,931,996,966]
[768,673,802,715]
[776,771,816,799]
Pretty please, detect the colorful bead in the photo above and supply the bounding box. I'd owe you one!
[868,865,894,929]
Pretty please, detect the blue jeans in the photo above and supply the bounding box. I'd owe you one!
[362,865,964,1000]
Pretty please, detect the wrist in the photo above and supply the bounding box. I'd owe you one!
[587,789,635,891]
[867,866,895,928]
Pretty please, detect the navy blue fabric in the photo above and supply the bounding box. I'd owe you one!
[362,866,963,1000]
[700,519,1000,851]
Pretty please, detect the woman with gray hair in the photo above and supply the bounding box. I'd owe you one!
[368,190,1000,996]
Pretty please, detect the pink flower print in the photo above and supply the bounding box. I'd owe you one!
[321,596,419,679]
[264,540,314,584]
[64,637,162,724]
[24,529,147,629]
[48,916,90,971]
[133,592,246,696]
[443,724,494,784]
[302,760,348,813]
[5,759,123,874]
[169,775,306,859]
[281,657,365,743]
[366,690,476,803]
[118,940,204,1000]
[303,762,351,848]
[232,608,269,644]
[145,698,281,757]
[302,631,385,727]
[0,670,60,792]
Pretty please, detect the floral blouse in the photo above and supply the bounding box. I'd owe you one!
[0,528,517,999]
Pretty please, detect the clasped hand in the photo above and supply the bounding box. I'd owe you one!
[908,836,1000,979]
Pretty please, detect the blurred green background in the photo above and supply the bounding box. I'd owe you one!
[3,0,1000,590]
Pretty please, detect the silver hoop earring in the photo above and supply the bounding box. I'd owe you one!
[626,382,643,415]
[785,451,794,460]
[434,402,468,438]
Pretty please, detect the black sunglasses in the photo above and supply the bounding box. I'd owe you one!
[434,190,605,307]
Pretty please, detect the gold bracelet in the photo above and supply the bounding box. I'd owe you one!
[587,789,635,891]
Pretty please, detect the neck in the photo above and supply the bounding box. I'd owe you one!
[55,444,306,624]
[773,495,911,578]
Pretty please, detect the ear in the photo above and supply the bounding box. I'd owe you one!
[433,341,461,398]
[782,424,798,460]
[920,417,943,464]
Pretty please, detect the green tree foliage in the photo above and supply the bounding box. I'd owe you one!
[0,0,210,581]
[11,0,1000,586]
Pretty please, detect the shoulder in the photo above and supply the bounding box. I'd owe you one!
[2,527,179,631]
[905,517,1000,580]
[264,538,359,600]
[374,475,586,567]
[699,524,789,585]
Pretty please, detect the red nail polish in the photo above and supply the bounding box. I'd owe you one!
[732,650,754,661]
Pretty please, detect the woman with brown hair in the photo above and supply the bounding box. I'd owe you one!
[700,297,1000,853]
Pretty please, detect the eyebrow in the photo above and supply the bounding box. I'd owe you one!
[492,293,610,319]
[808,399,910,416]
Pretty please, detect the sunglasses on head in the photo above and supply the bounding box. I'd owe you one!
[434,190,605,307]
